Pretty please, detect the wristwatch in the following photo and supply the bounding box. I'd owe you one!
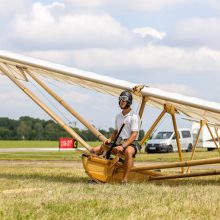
[122,142,127,149]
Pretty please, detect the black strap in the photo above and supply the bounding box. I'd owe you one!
[105,123,125,159]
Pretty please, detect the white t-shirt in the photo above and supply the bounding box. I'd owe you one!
[115,110,140,141]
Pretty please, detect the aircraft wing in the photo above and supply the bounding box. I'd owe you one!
[0,50,220,125]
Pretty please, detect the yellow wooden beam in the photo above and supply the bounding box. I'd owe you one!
[138,96,148,119]
[206,124,220,154]
[26,69,107,142]
[0,63,92,152]
[139,108,166,146]
[171,112,184,173]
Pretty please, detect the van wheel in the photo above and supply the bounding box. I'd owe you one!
[187,144,192,152]
[167,145,173,153]
[145,146,151,153]
[207,148,215,151]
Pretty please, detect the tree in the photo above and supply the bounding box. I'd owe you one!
[0,127,11,139]
[16,121,32,140]
[33,122,44,140]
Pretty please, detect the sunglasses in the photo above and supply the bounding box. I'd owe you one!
[119,96,129,102]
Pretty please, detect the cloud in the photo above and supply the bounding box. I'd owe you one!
[0,77,49,119]
[63,0,189,12]
[208,0,220,11]
[133,27,166,40]
[174,17,220,48]
[62,46,220,74]
[0,0,28,18]
[8,2,133,50]
[118,0,190,12]
[64,0,104,9]
[150,83,198,97]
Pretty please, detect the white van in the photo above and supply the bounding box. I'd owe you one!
[191,122,220,151]
[145,128,193,153]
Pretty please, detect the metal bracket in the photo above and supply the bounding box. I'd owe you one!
[132,84,145,96]
[164,103,178,115]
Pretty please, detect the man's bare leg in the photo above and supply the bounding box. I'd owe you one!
[90,145,104,155]
[122,146,135,183]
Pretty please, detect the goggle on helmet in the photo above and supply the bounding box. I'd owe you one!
[118,90,133,109]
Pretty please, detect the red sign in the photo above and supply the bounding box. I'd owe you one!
[59,138,77,149]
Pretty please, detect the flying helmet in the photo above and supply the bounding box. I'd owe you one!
[119,90,133,109]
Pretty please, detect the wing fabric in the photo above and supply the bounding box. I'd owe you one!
[0,50,220,125]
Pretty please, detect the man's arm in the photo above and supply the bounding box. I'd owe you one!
[122,131,138,148]
[115,131,138,152]
[105,130,118,144]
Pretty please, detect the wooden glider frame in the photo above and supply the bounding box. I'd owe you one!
[1,64,220,183]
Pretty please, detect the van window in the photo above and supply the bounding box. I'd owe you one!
[153,132,173,139]
[181,130,191,138]
[172,132,180,139]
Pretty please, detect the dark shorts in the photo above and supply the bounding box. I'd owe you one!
[115,140,141,158]
[129,141,139,158]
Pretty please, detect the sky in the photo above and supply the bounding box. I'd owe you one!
[1,0,220,132]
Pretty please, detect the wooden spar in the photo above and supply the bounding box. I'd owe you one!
[190,120,206,160]
[186,120,205,173]
[26,69,107,142]
[0,64,91,151]
[215,128,220,148]
[131,157,220,171]
[149,169,220,181]
[165,104,184,173]
[206,124,220,154]
[138,96,148,119]
[139,108,166,146]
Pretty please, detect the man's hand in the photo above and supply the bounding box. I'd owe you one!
[115,145,124,152]
[104,138,111,145]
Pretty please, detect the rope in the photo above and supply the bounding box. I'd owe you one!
[29,80,73,125]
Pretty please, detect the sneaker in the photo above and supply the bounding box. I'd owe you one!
[88,179,97,184]
[121,180,128,185]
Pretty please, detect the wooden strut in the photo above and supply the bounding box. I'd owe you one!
[149,169,220,181]
[215,128,220,148]
[131,157,220,171]
[138,96,148,119]
[0,63,91,152]
[139,103,184,173]
[206,124,220,154]
[164,104,184,173]
[186,120,206,173]
[25,69,107,142]
[139,108,166,146]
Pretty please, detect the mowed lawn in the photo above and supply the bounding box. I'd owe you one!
[0,140,101,148]
[0,141,220,219]
[0,161,220,220]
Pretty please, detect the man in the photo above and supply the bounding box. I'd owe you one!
[91,90,140,183]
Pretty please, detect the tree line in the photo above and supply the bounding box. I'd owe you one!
[0,117,144,141]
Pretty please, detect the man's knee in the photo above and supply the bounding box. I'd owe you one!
[124,146,135,158]
[92,145,104,154]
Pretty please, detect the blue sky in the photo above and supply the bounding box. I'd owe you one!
[1,0,220,130]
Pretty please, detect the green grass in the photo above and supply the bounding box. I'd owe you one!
[0,142,219,162]
[0,161,220,220]
[0,140,59,148]
[0,152,82,161]
[0,141,220,219]
[0,140,101,148]
[136,150,220,162]
[0,150,219,162]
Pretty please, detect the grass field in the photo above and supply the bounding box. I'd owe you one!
[0,161,220,220]
[0,140,101,148]
[0,141,220,219]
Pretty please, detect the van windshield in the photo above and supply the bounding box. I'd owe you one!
[153,132,173,139]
